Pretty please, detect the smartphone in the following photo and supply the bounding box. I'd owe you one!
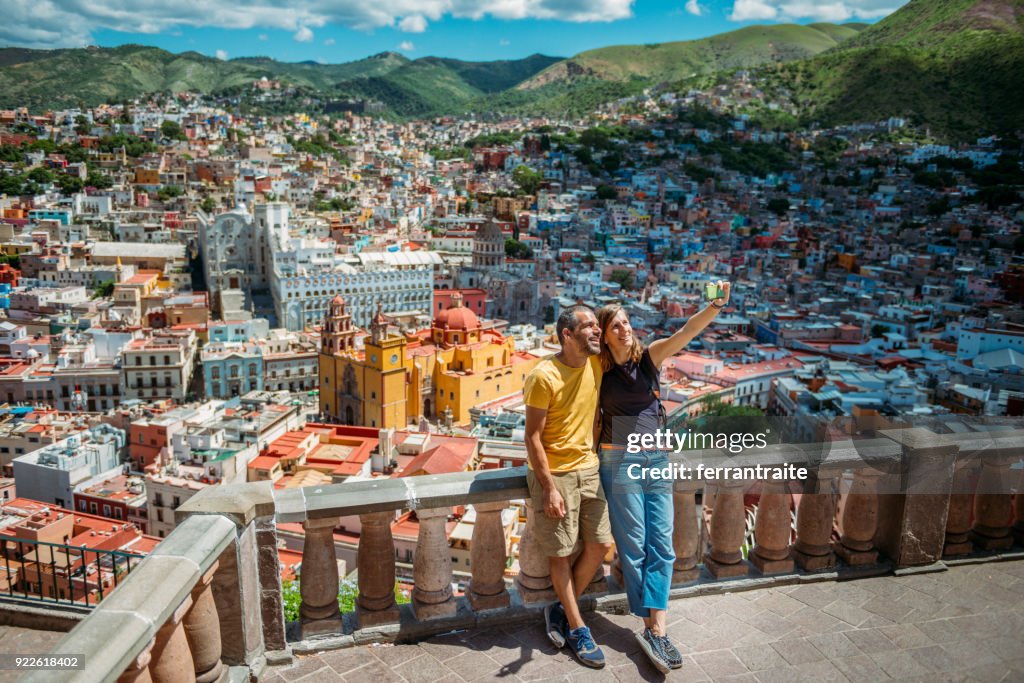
[704,282,725,301]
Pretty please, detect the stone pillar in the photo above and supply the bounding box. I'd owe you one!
[299,516,342,638]
[412,507,456,619]
[356,511,399,627]
[149,596,196,683]
[705,479,750,579]
[515,501,555,603]
[1014,468,1024,547]
[254,518,287,652]
[835,469,881,565]
[184,563,224,683]
[671,481,700,584]
[750,480,795,575]
[944,461,975,557]
[971,456,1015,550]
[874,428,959,567]
[792,476,837,571]
[469,501,511,611]
[117,642,153,683]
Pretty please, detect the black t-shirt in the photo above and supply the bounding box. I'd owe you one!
[599,349,663,446]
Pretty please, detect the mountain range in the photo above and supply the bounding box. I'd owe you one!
[0,0,1021,137]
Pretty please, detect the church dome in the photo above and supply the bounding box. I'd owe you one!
[433,291,480,332]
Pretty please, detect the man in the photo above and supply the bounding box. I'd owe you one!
[523,304,612,669]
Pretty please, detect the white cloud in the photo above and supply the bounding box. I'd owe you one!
[729,0,777,20]
[685,0,702,16]
[499,38,510,46]
[215,49,229,60]
[397,40,415,51]
[729,0,903,22]
[398,15,427,32]
[0,0,637,49]
[324,37,335,45]
[293,25,314,41]
[258,33,269,40]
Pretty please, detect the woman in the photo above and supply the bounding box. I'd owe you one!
[596,281,730,673]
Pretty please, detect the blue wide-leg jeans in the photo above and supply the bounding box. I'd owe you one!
[599,447,675,618]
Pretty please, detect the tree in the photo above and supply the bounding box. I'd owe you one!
[870,324,888,339]
[200,196,218,213]
[512,165,542,196]
[609,269,635,291]
[505,239,533,260]
[74,115,90,136]
[27,167,55,185]
[596,185,617,200]
[93,280,115,299]
[85,171,113,190]
[767,198,790,216]
[57,175,84,195]
[160,120,187,142]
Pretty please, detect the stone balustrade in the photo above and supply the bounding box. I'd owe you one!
[31,427,1024,681]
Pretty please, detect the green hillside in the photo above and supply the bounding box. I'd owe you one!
[759,0,1024,136]
[0,45,556,112]
[518,23,866,88]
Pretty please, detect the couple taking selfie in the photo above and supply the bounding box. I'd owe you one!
[523,281,730,672]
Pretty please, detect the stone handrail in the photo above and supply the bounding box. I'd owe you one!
[33,427,1024,681]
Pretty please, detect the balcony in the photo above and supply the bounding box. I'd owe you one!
[27,426,1024,682]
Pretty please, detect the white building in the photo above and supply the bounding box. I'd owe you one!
[11,425,125,509]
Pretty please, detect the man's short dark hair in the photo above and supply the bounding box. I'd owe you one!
[556,304,594,346]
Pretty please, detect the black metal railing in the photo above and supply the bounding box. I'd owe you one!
[0,537,145,607]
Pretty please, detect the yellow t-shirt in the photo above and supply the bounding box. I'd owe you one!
[523,355,603,472]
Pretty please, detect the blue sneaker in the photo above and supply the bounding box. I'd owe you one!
[543,602,567,649]
[566,625,605,669]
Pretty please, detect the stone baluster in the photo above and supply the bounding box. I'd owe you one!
[750,480,795,575]
[469,501,511,611]
[515,501,555,603]
[299,516,342,638]
[356,511,399,627]
[792,475,837,571]
[149,596,196,683]
[183,562,223,683]
[671,481,700,584]
[944,460,975,557]
[971,456,1015,550]
[611,554,623,588]
[117,642,153,683]
[835,469,881,565]
[1013,467,1024,547]
[412,507,456,619]
[705,479,750,579]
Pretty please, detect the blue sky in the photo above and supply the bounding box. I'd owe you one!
[6,1,905,63]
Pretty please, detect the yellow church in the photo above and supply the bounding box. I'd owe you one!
[318,292,543,429]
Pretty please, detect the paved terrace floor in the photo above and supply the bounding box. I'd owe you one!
[264,559,1024,683]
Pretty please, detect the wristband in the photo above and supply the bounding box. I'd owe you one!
[711,301,725,309]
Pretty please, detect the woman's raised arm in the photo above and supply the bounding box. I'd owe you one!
[648,280,731,367]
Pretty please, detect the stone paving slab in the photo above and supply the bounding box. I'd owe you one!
[0,626,67,683]
[264,560,1024,682]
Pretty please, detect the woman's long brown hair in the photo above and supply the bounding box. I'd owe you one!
[597,304,644,372]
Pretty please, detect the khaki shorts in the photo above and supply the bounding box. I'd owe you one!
[527,466,612,558]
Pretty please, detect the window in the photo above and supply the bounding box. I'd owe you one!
[173,496,181,508]
[135,357,141,366]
